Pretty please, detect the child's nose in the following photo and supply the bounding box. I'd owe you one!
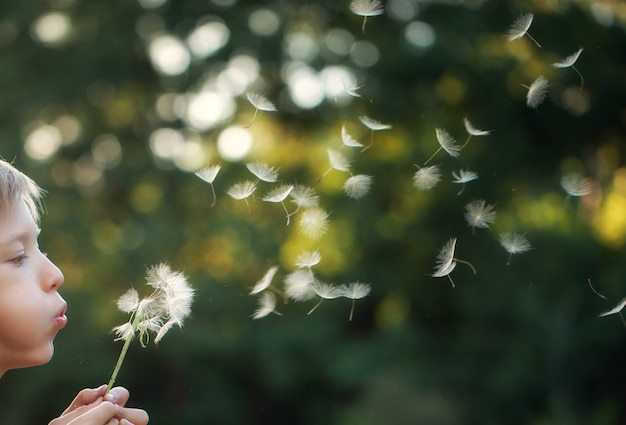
[43,255,65,291]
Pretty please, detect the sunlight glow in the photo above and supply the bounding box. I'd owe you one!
[217,126,252,161]
[187,18,230,58]
[24,125,63,162]
[31,12,71,46]
[148,34,191,76]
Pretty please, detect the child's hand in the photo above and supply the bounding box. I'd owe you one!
[48,385,149,425]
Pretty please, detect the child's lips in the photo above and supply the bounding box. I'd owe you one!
[55,304,68,329]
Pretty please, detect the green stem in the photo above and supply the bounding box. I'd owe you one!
[106,313,141,393]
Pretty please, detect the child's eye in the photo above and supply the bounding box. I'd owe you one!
[9,254,28,266]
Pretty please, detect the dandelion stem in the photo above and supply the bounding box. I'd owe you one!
[281,201,291,225]
[572,65,584,90]
[361,131,374,152]
[106,312,141,393]
[588,278,607,301]
[526,33,541,48]
[349,300,356,321]
[244,109,259,128]
[361,17,367,33]
[460,135,472,150]
[455,258,477,275]
[210,183,217,207]
[307,298,324,315]
[423,147,442,166]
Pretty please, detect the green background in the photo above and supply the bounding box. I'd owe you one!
[1,0,625,424]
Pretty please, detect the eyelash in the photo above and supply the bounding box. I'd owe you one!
[10,254,28,266]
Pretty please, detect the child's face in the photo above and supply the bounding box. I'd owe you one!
[0,199,66,375]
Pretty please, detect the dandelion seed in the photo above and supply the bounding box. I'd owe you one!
[252,292,281,319]
[107,264,194,392]
[250,265,279,295]
[358,115,392,152]
[499,233,531,265]
[464,199,496,234]
[598,297,626,328]
[299,206,330,240]
[342,78,362,98]
[423,128,461,165]
[507,13,541,47]
[452,169,478,195]
[523,75,549,109]
[227,180,257,213]
[341,125,364,148]
[284,269,316,301]
[244,92,277,127]
[344,174,373,199]
[340,282,371,321]
[461,118,492,149]
[308,281,344,315]
[319,149,351,184]
[552,47,584,89]
[246,162,279,183]
[262,184,294,224]
[289,184,320,215]
[560,172,593,197]
[413,164,441,190]
[295,250,322,269]
[349,0,384,33]
[195,164,221,207]
[588,278,608,301]
[431,238,476,287]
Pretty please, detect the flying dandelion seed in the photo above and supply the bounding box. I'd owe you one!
[499,233,532,265]
[507,13,541,48]
[299,206,330,239]
[413,164,441,190]
[598,297,626,328]
[340,281,371,321]
[308,281,344,315]
[284,269,317,301]
[108,264,194,392]
[289,184,320,216]
[227,180,257,213]
[341,125,364,148]
[423,128,461,165]
[349,0,384,33]
[461,118,492,149]
[561,172,593,197]
[552,47,584,89]
[244,92,277,128]
[452,169,478,195]
[246,162,279,183]
[250,265,279,295]
[343,174,373,199]
[295,250,322,269]
[358,115,392,152]
[262,184,295,224]
[431,238,476,288]
[195,164,221,207]
[523,75,549,109]
[319,148,351,184]
[464,199,496,234]
[342,78,362,98]
[252,292,281,319]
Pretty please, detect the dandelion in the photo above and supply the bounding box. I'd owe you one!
[299,206,330,239]
[244,92,277,127]
[107,263,194,392]
[343,174,373,199]
[431,238,476,287]
[295,250,322,269]
[342,78,362,98]
[464,199,496,234]
[349,0,384,33]
[452,169,478,195]
[413,164,441,190]
[341,125,364,148]
[340,282,371,321]
[262,184,294,224]
[289,184,320,215]
[499,233,532,265]
[523,75,549,109]
[227,180,257,213]
[552,47,584,89]
[250,265,279,295]
[246,162,279,183]
[598,297,626,328]
[319,149,351,184]
[423,128,461,165]
[284,269,316,301]
[308,281,344,315]
[195,164,221,207]
[461,118,492,149]
[560,172,593,197]
[358,115,392,152]
[507,13,541,47]
[252,292,281,319]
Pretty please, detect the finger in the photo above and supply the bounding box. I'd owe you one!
[104,387,130,406]
[71,401,121,424]
[62,385,107,414]
[120,407,149,425]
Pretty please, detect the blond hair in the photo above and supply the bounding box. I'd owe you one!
[0,158,43,223]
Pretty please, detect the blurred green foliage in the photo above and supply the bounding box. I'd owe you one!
[1,0,626,424]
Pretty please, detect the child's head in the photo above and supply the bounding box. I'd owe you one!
[0,158,43,223]
[0,157,65,376]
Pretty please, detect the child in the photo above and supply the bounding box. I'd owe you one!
[0,158,149,425]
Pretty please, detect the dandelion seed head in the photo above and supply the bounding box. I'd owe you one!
[358,115,392,131]
[340,281,371,299]
[290,184,320,208]
[452,169,478,184]
[561,172,593,197]
[116,288,140,314]
[341,125,364,148]
[246,162,279,182]
[435,128,461,157]
[194,164,221,184]
[312,281,344,299]
[598,297,626,318]
[413,165,441,190]
[284,269,316,301]
[463,118,492,136]
[252,292,279,319]
[552,48,583,68]
[250,265,279,295]
[295,250,322,268]
[507,13,534,41]
[343,174,373,199]
[328,148,351,173]
[299,206,330,239]
[349,0,385,17]
[227,180,257,200]
[464,199,497,230]
[262,184,294,203]
[499,233,532,254]
[246,92,277,112]
[526,75,549,109]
